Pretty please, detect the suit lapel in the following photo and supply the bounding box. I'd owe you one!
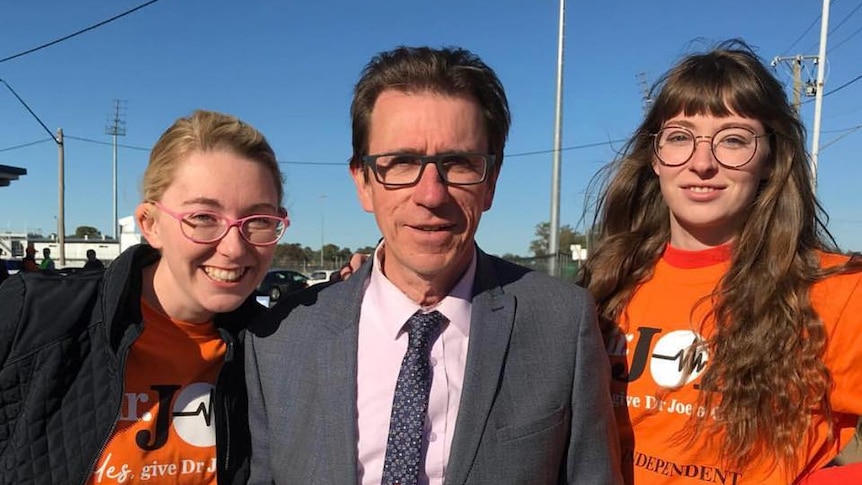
[311,262,370,484]
[445,250,515,485]
[315,326,359,483]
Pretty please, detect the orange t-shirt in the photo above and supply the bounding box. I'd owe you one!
[609,246,862,485]
[88,300,227,484]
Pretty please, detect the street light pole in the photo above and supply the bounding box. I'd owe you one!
[548,0,566,277]
[57,128,65,266]
[0,77,66,265]
[319,194,326,268]
[810,0,831,189]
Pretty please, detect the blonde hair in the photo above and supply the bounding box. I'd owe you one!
[142,109,283,204]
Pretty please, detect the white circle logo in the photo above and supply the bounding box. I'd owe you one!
[172,382,217,447]
[649,330,708,388]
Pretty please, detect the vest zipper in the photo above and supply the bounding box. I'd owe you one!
[79,324,138,485]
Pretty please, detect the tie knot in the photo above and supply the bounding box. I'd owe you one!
[406,310,443,349]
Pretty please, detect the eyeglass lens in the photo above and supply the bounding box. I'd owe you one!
[180,213,285,245]
[371,153,488,185]
[655,127,758,167]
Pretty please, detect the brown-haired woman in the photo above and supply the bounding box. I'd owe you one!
[581,39,862,484]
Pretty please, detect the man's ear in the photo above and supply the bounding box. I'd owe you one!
[135,203,164,249]
[350,165,374,213]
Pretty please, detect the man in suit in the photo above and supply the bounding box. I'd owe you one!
[246,46,622,485]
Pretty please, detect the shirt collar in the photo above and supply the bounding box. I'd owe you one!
[367,242,476,340]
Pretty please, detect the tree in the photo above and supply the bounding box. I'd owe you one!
[529,222,587,257]
[274,243,307,265]
[75,225,102,238]
[356,246,377,255]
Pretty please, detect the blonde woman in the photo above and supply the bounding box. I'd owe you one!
[0,110,286,484]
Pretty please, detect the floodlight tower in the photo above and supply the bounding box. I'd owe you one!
[105,100,127,240]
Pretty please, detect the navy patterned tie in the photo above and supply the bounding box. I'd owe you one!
[381,310,444,485]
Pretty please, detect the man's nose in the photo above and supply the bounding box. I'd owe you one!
[411,162,449,206]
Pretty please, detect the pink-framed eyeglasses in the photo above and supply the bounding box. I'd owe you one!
[150,200,289,246]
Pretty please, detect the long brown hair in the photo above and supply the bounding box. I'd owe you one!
[580,39,850,471]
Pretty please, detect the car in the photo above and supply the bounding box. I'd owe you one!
[307,269,339,286]
[257,269,309,301]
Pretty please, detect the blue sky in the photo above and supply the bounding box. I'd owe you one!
[1,1,861,257]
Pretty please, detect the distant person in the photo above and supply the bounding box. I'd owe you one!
[0,109,290,484]
[82,249,105,271]
[246,46,622,485]
[0,258,9,286]
[22,245,39,272]
[39,247,55,271]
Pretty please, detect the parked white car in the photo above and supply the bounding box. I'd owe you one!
[306,269,339,286]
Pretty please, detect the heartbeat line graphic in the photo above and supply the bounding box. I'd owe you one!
[652,344,708,374]
[173,388,215,427]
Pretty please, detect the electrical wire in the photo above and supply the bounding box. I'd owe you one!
[0,138,53,153]
[823,73,862,97]
[781,15,821,56]
[803,0,862,54]
[0,135,630,162]
[821,124,862,151]
[0,0,164,64]
[828,23,862,53]
[64,135,150,151]
[829,1,862,38]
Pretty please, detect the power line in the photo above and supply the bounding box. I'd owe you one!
[822,124,862,151]
[781,14,821,56]
[824,73,862,95]
[0,0,164,64]
[65,135,149,151]
[829,23,862,53]
[800,72,862,106]
[3,127,861,170]
[0,138,53,153]
[828,1,862,37]
[1,135,630,163]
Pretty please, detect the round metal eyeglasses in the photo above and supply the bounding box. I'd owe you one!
[652,126,769,169]
[151,201,289,246]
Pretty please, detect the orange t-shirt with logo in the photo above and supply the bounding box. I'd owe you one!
[609,246,862,485]
[88,300,226,484]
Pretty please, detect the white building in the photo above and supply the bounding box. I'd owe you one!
[0,216,142,268]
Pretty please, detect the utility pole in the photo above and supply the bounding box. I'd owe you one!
[771,55,818,115]
[548,0,565,278]
[105,100,127,240]
[0,77,66,265]
[771,0,830,189]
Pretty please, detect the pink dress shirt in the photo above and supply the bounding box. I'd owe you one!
[356,245,475,485]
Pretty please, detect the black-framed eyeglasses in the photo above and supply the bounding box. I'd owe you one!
[361,152,495,187]
[652,126,769,169]
[151,201,289,246]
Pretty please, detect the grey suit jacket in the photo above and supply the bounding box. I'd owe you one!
[246,249,622,484]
